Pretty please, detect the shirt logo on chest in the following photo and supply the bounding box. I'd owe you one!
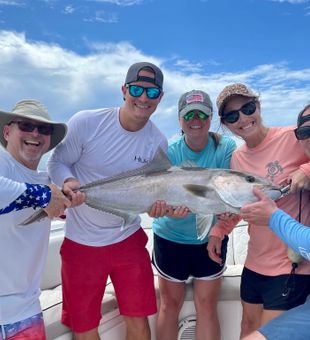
[134,155,150,164]
[266,161,283,181]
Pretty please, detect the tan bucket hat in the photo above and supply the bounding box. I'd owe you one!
[0,99,67,152]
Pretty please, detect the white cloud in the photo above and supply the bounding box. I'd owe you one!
[0,0,25,6]
[83,10,118,23]
[270,0,308,3]
[0,29,309,144]
[174,59,204,73]
[63,5,75,14]
[86,0,143,6]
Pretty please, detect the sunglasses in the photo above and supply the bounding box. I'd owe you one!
[294,125,310,140]
[126,84,161,99]
[183,110,209,122]
[221,101,257,124]
[9,121,54,135]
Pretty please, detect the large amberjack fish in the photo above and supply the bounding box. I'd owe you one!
[21,149,282,240]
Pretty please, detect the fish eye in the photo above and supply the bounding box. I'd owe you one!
[245,175,256,183]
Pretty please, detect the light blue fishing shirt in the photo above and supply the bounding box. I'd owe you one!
[270,209,310,261]
[152,134,236,244]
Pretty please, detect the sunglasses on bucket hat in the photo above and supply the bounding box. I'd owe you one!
[294,126,310,140]
[126,84,161,99]
[9,120,54,135]
[183,110,209,122]
[221,101,257,124]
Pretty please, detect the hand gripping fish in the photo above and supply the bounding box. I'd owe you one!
[21,148,283,240]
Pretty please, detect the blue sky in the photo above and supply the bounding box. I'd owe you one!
[0,0,309,152]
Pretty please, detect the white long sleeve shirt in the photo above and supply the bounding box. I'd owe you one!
[0,176,26,208]
[48,107,167,246]
[0,150,51,324]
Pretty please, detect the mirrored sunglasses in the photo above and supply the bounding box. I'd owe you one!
[126,84,161,99]
[183,110,209,122]
[9,121,54,135]
[221,101,257,124]
[294,125,310,140]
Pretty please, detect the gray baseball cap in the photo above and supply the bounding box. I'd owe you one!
[125,62,164,89]
[178,90,213,118]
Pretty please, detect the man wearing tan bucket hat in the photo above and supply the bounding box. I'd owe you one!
[0,99,70,340]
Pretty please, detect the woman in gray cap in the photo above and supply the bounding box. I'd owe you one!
[152,90,236,340]
[207,84,310,338]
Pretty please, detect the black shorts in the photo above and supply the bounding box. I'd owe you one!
[241,267,310,310]
[152,233,228,282]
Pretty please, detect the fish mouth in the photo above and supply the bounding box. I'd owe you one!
[260,184,283,201]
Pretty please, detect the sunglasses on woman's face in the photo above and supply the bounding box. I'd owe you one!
[126,84,161,99]
[294,125,310,140]
[183,110,209,122]
[9,121,54,135]
[221,101,257,124]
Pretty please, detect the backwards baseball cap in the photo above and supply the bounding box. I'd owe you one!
[0,99,67,152]
[216,83,259,117]
[125,62,164,89]
[178,90,213,118]
[297,104,310,127]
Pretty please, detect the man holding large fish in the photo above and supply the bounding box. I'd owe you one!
[47,62,169,340]
[0,100,69,340]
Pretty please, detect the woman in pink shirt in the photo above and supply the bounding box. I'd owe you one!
[207,84,310,338]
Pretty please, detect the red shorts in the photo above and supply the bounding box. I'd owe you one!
[60,228,157,333]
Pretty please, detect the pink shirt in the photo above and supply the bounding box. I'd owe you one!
[210,126,310,275]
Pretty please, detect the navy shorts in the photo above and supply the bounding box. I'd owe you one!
[241,267,310,310]
[152,234,228,282]
[259,295,310,340]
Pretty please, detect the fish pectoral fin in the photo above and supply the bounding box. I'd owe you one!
[85,198,137,228]
[183,184,210,198]
[196,214,214,240]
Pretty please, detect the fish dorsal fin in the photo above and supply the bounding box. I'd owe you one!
[183,184,210,198]
[144,147,172,173]
[80,147,171,190]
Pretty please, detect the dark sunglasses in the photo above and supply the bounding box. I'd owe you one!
[9,121,54,135]
[294,125,310,140]
[126,84,161,99]
[221,101,257,124]
[183,110,209,122]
